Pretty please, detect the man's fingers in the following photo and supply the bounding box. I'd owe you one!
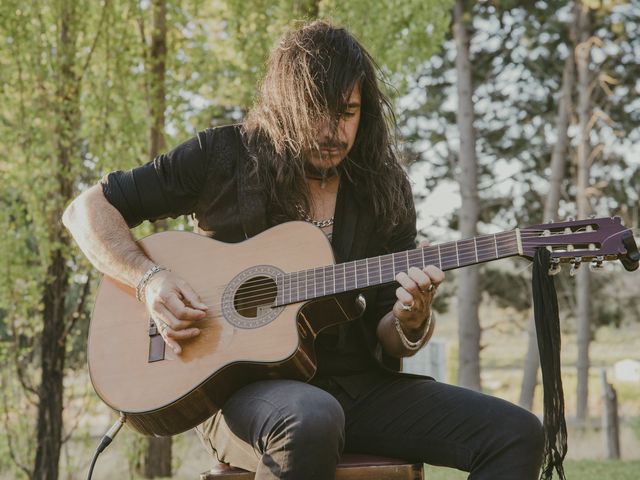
[395,271,420,297]
[424,265,445,285]
[156,321,182,354]
[166,327,200,341]
[179,282,208,311]
[395,286,414,306]
[407,267,432,292]
[164,292,207,322]
[153,302,196,331]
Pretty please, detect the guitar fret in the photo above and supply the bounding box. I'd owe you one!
[366,258,370,285]
[437,245,442,269]
[322,266,326,295]
[474,237,478,263]
[494,234,499,258]
[356,259,368,288]
[314,267,318,298]
[331,265,336,293]
[455,241,460,266]
[325,265,334,296]
[391,254,396,278]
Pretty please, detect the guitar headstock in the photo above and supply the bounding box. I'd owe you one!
[520,216,639,275]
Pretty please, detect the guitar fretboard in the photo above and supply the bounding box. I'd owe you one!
[275,230,520,306]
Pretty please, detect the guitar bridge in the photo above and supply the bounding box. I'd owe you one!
[148,318,166,362]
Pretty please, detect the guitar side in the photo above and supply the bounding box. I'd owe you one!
[88,222,358,436]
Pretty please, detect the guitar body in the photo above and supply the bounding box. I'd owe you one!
[88,222,364,436]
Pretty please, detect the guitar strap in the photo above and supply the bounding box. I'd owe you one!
[532,248,567,480]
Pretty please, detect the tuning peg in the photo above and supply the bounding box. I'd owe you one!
[588,255,604,272]
[548,257,561,276]
[569,257,582,277]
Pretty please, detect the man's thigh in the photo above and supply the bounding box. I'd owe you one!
[343,376,542,476]
[196,379,345,472]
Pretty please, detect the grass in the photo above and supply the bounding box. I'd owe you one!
[426,460,640,479]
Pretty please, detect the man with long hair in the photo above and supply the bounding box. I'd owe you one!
[64,21,543,479]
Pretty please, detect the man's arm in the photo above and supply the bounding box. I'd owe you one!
[63,184,207,354]
[62,184,154,286]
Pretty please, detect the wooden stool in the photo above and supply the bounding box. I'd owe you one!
[200,454,424,480]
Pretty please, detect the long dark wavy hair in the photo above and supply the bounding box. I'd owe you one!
[243,20,412,233]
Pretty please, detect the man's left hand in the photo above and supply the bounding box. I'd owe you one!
[393,240,444,333]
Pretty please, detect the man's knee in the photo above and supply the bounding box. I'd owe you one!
[507,406,545,457]
[281,385,345,449]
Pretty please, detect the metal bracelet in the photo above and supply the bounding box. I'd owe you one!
[394,312,433,351]
[135,265,167,302]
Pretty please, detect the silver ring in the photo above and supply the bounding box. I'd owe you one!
[401,302,413,312]
[159,322,168,335]
[427,284,436,293]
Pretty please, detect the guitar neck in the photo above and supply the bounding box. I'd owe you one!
[275,229,522,306]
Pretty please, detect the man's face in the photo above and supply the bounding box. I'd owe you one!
[307,83,361,170]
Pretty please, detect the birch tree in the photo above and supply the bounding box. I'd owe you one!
[452,0,481,390]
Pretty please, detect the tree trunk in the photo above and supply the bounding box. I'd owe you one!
[575,1,593,423]
[519,34,576,410]
[33,2,79,478]
[33,254,70,480]
[453,0,481,391]
[142,1,172,476]
[148,0,167,160]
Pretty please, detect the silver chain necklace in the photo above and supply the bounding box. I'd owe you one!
[295,204,334,228]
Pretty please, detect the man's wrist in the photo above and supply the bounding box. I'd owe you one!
[394,311,433,351]
[403,311,432,338]
[135,264,168,302]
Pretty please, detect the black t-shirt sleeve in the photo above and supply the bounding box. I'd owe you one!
[101,132,209,228]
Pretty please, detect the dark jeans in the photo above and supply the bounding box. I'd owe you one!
[196,375,544,480]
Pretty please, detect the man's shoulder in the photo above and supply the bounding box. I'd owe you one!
[197,123,244,149]
[195,123,249,167]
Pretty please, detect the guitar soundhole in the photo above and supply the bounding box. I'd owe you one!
[222,265,284,329]
[234,276,277,318]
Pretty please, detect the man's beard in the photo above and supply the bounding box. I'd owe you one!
[303,139,347,180]
[303,159,339,180]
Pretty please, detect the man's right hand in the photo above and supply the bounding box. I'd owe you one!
[143,271,208,354]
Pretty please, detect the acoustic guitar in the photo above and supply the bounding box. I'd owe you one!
[88,217,638,436]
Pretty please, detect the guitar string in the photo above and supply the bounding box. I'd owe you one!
[200,242,531,310]
[190,233,632,315]
[187,227,625,311]
[211,227,609,303]
[203,228,618,309]
[208,236,522,305]
[190,239,522,314]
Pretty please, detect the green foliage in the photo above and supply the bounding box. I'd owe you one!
[179,0,454,121]
[426,460,640,479]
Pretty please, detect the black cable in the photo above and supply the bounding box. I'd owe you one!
[86,414,126,480]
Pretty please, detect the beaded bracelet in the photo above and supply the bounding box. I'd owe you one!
[135,265,167,302]
[394,312,433,351]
